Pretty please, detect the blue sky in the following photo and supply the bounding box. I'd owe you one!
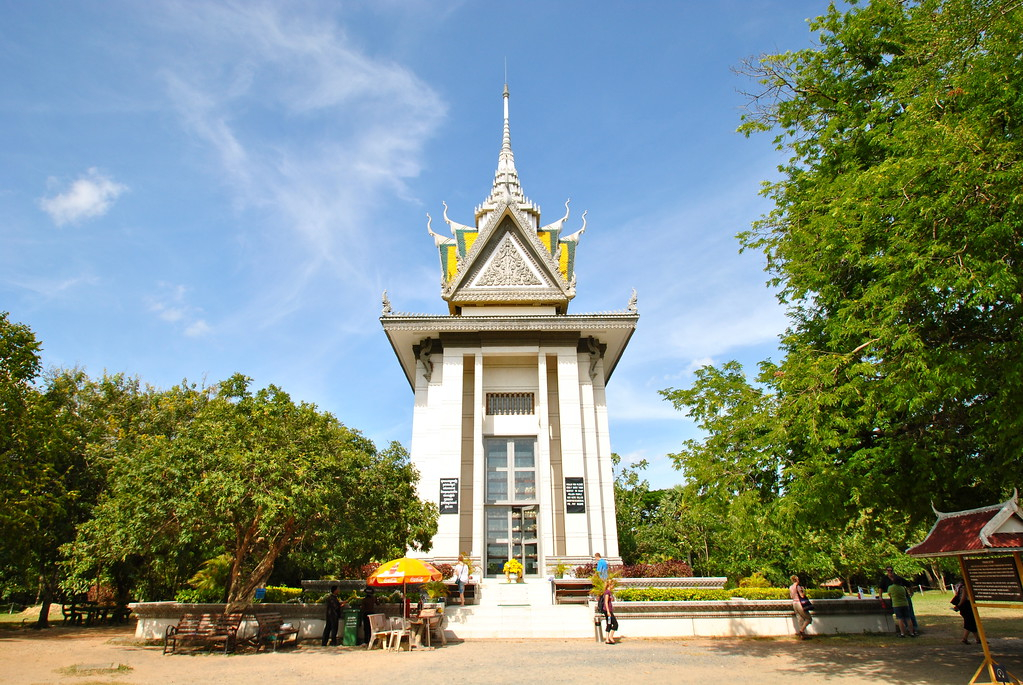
[1,0,829,489]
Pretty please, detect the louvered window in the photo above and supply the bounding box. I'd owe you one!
[486,392,534,415]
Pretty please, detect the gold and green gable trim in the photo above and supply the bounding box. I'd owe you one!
[440,225,574,285]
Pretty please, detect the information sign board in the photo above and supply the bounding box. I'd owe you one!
[439,478,459,514]
[964,556,1023,602]
[565,477,585,513]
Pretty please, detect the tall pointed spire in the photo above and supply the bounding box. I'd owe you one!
[476,84,540,225]
[494,84,520,194]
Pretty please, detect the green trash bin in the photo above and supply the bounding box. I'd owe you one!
[342,608,360,646]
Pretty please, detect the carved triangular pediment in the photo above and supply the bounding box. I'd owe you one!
[470,233,546,288]
[443,210,571,310]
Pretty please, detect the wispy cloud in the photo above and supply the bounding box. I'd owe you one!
[148,283,211,338]
[155,2,445,323]
[38,168,127,226]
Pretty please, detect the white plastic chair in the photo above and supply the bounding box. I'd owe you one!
[387,616,412,651]
[365,614,392,650]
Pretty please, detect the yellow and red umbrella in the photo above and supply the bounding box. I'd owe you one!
[367,557,443,586]
[367,557,443,618]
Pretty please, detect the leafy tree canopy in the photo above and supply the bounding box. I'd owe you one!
[69,373,437,610]
[659,0,1023,584]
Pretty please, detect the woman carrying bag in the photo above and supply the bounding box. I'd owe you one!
[789,574,813,640]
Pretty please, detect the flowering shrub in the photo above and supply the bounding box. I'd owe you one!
[503,559,524,575]
[263,586,303,603]
[574,559,694,579]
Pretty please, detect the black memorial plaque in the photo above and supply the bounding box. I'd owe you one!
[439,478,459,514]
[565,477,585,514]
[963,556,1023,602]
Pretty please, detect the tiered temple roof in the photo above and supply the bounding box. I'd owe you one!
[428,86,585,315]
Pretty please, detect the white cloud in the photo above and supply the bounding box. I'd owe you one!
[155,2,446,326]
[38,168,127,226]
[148,283,211,338]
[185,320,212,338]
[606,375,691,422]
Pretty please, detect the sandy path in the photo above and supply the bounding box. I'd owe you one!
[1,625,1020,685]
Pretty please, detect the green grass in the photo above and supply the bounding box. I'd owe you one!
[56,663,132,676]
[0,604,63,626]
[910,590,1023,639]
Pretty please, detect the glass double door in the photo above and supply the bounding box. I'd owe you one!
[486,505,538,576]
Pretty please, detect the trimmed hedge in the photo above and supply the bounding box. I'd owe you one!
[263,586,303,603]
[614,587,845,602]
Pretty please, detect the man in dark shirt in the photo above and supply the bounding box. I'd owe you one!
[321,585,344,646]
[358,587,376,645]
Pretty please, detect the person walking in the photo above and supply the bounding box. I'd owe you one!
[881,566,919,635]
[453,555,470,606]
[884,577,913,637]
[951,583,979,644]
[602,578,619,644]
[594,552,609,580]
[789,574,813,640]
[321,585,345,647]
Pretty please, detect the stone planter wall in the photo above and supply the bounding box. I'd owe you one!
[129,602,409,642]
[596,597,894,637]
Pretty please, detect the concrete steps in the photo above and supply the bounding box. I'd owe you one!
[442,578,594,639]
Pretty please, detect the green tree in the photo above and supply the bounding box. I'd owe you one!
[0,315,147,626]
[71,374,437,611]
[612,454,650,565]
[0,312,45,605]
[660,0,1023,583]
[736,0,1023,516]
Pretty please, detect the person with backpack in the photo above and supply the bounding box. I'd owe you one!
[600,578,619,644]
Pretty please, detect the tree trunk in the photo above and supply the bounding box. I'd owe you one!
[224,517,298,614]
[33,574,57,629]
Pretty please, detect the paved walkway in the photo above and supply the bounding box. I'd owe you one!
[2,625,1022,684]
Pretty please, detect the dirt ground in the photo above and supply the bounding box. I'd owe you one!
[2,623,1023,685]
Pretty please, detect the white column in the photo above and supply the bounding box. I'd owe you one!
[409,347,463,558]
[556,347,589,555]
[577,350,607,552]
[535,352,554,575]
[590,359,619,557]
[471,351,485,565]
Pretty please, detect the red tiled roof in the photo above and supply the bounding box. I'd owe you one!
[907,495,1023,558]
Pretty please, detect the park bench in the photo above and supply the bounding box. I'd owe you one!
[251,611,300,651]
[442,579,481,605]
[163,612,244,655]
[61,602,83,625]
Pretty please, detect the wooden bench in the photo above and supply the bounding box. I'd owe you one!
[442,579,481,605]
[551,579,594,605]
[163,612,244,655]
[251,612,299,651]
[62,603,83,625]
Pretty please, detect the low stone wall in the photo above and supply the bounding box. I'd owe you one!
[131,596,893,641]
[129,602,408,642]
[599,597,894,637]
